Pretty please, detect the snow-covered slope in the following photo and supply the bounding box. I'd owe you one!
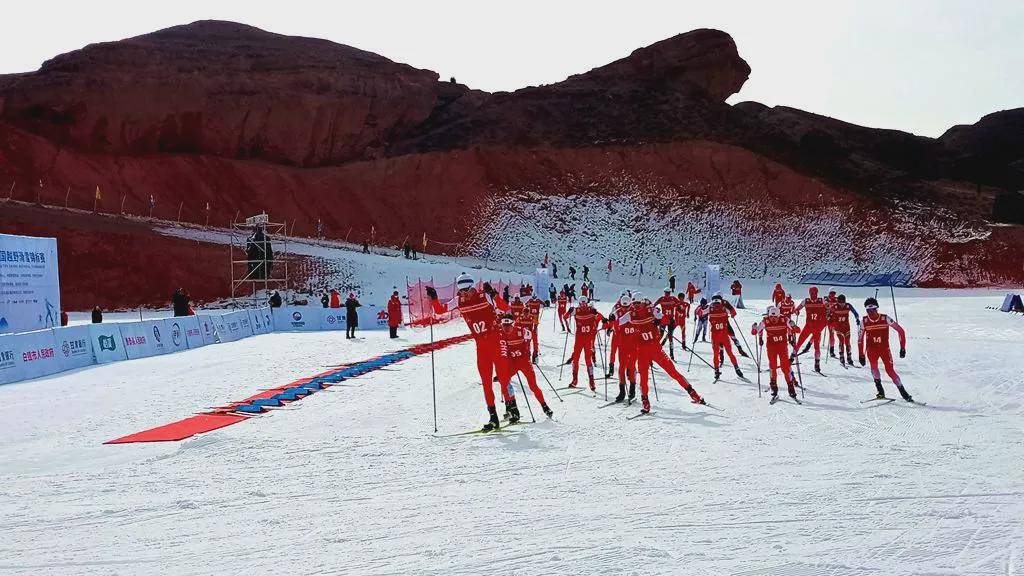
[1,274,1022,574]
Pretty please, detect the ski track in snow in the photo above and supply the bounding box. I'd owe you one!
[1,291,1023,575]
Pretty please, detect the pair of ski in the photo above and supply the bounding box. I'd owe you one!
[769,395,802,405]
[860,397,927,407]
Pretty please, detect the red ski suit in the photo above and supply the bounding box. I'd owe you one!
[627,302,702,402]
[432,288,511,408]
[830,302,857,357]
[526,297,543,356]
[772,284,786,306]
[498,323,546,405]
[672,298,690,343]
[686,282,701,303]
[708,301,739,370]
[557,294,570,331]
[570,303,603,383]
[793,294,828,360]
[386,296,403,328]
[609,302,637,386]
[753,315,799,394]
[858,312,906,384]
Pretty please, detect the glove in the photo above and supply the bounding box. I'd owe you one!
[750,322,757,336]
[425,286,438,300]
[899,348,906,359]
[859,355,866,366]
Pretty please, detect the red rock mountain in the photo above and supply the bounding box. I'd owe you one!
[1,20,1022,307]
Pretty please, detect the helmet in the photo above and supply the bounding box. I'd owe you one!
[711,293,723,302]
[619,293,632,306]
[828,287,836,295]
[632,291,644,302]
[499,312,516,325]
[837,294,846,303]
[809,286,819,298]
[456,273,474,291]
[864,297,879,309]
[579,296,589,305]
[664,287,672,293]
[768,306,780,317]
[514,295,521,301]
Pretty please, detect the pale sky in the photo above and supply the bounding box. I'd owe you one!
[2,0,1021,137]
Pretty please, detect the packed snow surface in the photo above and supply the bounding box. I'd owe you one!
[2,284,1023,574]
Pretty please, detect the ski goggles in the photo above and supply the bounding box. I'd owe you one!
[865,304,879,311]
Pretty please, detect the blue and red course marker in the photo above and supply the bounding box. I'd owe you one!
[105,333,472,444]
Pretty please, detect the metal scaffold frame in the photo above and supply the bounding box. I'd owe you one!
[230,213,289,307]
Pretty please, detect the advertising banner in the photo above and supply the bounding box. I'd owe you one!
[321,309,346,331]
[162,318,190,353]
[260,307,275,332]
[210,314,229,343]
[232,310,254,338]
[0,333,22,384]
[89,323,128,364]
[0,233,61,334]
[52,325,94,371]
[119,321,156,360]
[273,306,318,332]
[140,320,170,356]
[12,328,63,381]
[360,304,390,331]
[177,316,204,350]
[704,264,721,296]
[196,315,218,345]
[248,309,266,335]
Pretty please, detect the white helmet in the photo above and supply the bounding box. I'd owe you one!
[619,293,632,306]
[664,287,672,293]
[579,296,588,305]
[456,273,474,290]
[768,305,780,317]
[632,291,644,303]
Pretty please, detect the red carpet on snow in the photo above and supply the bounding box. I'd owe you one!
[105,333,472,444]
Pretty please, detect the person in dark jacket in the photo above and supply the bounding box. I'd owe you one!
[386,291,403,338]
[320,291,330,308]
[60,311,69,327]
[172,288,190,317]
[91,306,103,324]
[269,291,283,308]
[345,292,361,338]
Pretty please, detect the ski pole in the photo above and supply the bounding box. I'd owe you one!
[430,319,437,432]
[559,330,570,380]
[675,334,714,370]
[755,332,762,398]
[515,373,537,423]
[534,364,563,402]
[731,316,753,359]
[793,346,806,399]
[649,363,660,401]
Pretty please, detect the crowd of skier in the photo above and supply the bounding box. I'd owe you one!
[426,272,913,432]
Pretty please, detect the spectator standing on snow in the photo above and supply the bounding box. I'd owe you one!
[588,280,596,301]
[345,292,361,339]
[60,310,68,327]
[548,283,557,304]
[172,288,191,317]
[552,262,558,279]
[269,291,283,308]
[321,291,330,308]
[582,265,590,281]
[387,291,403,338]
[569,266,577,280]
[91,306,103,324]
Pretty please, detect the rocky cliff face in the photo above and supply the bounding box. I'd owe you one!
[1,20,1022,305]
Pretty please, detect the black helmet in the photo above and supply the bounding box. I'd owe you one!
[864,297,879,309]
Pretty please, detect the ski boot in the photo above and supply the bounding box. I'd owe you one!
[735,367,744,379]
[615,384,626,403]
[829,346,837,359]
[687,388,706,405]
[714,369,721,381]
[640,395,651,414]
[507,398,521,424]
[801,342,812,355]
[627,382,636,403]
[814,360,822,373]
[847,353,855,366]
[897,386,914,403]
[532,352,538,364]
[589,377,597,392]
[482,406,501,432]
[542,403,554,418]
[568,378,578,389]
[682,342,689,351]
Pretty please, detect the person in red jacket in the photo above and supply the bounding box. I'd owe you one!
[752,306,800,400]
[498,313,553,418]
[858,297,913,402]
[386,291,403,339]
[779,294,798,345]
[708,294,744,381]
[792,286,828,373]
[730,280,745,309]
[686,281,701,303]
[526,294,543,363]
[605,292,629,379]
[427,273,517,431]
[772,283,786,306]
[654,288,681,352]
[831,294,860,366]
[556,291,570,332]
[627,294,706,413]
[825,288,840,358]
[510,295,526,320]
[666,291,690,356]
[329,289,342,308]
[567,297,604,391]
